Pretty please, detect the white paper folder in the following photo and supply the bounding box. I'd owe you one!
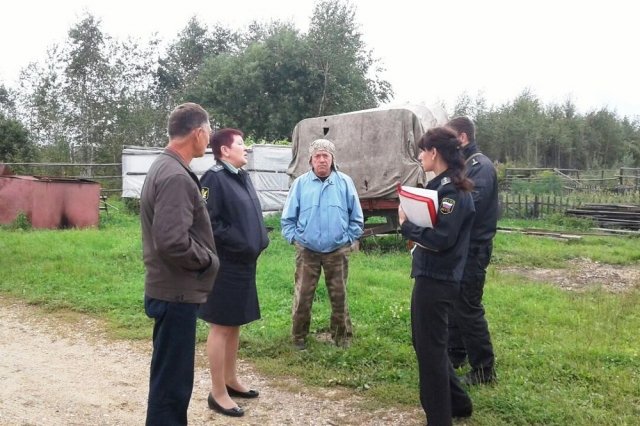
[397,184,438,228]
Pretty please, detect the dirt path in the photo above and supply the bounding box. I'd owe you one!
[0,296,423,426]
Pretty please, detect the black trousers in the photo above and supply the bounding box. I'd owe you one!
[412,277,472,426]
[145,297,199,426]
[448,244,495,373]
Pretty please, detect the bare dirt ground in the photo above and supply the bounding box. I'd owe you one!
[1,259,636,426]
[0,296,423,426]
[499,258,640,293]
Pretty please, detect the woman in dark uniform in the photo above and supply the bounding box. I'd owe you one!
[398,126,475,426]
[198,128,269,418]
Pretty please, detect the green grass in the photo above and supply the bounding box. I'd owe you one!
[1,200,639,425]
[494,220,640,267]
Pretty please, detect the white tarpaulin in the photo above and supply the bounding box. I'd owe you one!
[122,144,292,212]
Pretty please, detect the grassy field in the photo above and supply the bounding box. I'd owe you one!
[1,203,639,425]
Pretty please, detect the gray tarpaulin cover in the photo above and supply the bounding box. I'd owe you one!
[288,105,448,199]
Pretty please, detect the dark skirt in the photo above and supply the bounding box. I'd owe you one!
[198,259,260,326]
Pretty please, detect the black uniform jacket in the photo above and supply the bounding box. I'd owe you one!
[401,170,475,283]
[463,143,498,246]
[199,162,269,263]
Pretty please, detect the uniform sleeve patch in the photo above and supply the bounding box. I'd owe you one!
[201,187,209,200]
[440,197,455,214]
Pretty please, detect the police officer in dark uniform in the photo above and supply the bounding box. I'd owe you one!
[446,116,498,385]
[198,128,269,418]
[399,126,475,426]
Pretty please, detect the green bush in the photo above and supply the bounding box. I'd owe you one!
[1,212,32,231]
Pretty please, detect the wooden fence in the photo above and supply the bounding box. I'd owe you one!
[504,167,640,192]
[500,192,640,219]
[619,167,640,190]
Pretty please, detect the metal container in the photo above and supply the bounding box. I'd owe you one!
[0,175,101,229]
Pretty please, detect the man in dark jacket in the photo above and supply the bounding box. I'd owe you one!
[140,102,220,425]
[446,116,499,385]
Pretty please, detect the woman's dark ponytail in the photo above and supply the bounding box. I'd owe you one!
[417,127,473,192]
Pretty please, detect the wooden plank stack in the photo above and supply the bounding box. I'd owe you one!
[566,204,640,230]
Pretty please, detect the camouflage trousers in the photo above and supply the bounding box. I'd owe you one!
[292,243,353,345]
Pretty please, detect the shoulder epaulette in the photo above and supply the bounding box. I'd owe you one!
[439,176,452,187]
[211,164,224,172]
[465,152,483,167]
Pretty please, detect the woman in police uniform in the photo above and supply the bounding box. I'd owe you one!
[198,128,269,418]
[399,126,475,426]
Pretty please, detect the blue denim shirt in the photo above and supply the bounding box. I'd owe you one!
[281,170,364,253]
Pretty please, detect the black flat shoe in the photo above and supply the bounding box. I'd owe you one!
[226,385,260,399]
[207,393,244,417]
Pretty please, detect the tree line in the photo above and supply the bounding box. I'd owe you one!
[0,0,389,165]
[455,92,640,169]
[1,0,639,170]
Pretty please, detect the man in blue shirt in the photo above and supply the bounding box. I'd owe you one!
[281,139,364,349]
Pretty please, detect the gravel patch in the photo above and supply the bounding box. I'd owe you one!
[0,296,424,426]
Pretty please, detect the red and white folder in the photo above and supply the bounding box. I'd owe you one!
[397,184,438,228]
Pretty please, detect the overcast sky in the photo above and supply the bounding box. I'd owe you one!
[2,0,638,119]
